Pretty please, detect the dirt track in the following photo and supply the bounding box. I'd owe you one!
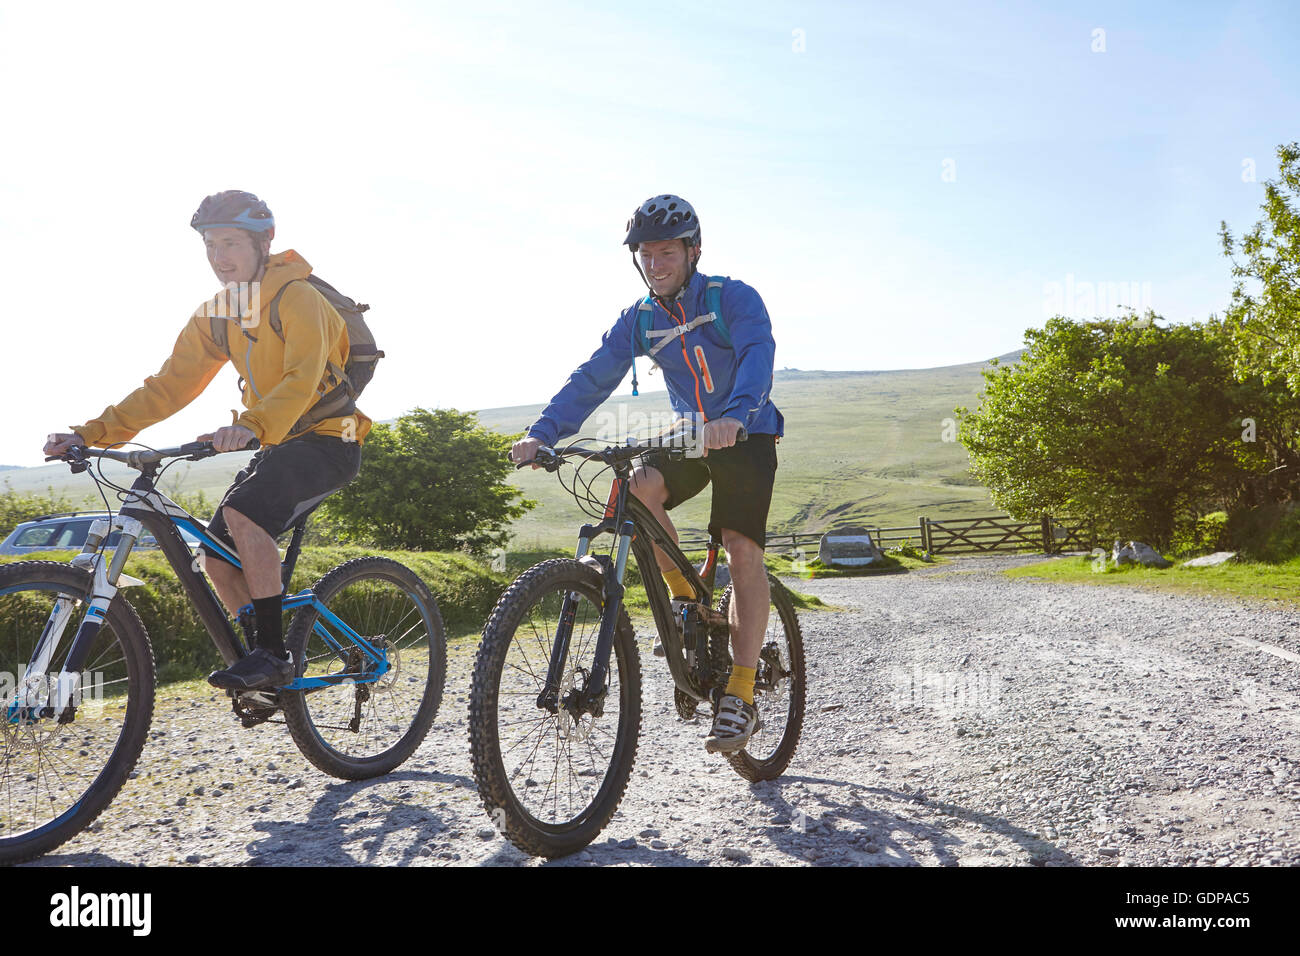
[27,553,1300,867]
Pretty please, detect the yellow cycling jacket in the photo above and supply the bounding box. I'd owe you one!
[74,250,372,448]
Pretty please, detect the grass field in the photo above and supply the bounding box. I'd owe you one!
[8,356,1016,551]
[1006,552,1300,608]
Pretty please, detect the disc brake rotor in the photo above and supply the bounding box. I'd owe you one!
[557,667,595,742]
[757,642,790,705]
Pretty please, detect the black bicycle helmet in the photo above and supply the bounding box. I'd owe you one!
[623,194,701,250]
[191,190,275,235]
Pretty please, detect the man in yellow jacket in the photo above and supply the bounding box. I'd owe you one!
[43,191,371,691]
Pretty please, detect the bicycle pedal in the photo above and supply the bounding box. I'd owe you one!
[230,690,280,727]
[674,688,703,720]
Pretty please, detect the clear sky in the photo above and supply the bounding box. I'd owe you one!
[2,0,1296,466]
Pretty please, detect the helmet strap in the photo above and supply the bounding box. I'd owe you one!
[681,241,700,293]
[631,248,652,294]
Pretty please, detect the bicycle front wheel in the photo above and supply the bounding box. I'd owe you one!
[713,573,806,781]
[0,561,155,864]
[469,559,641,858]
[281,557,446,780]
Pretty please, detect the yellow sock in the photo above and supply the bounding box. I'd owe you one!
[725,665,756,705]
[663,567,693,600]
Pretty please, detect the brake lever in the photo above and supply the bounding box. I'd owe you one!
[47,445,90,473]
[515,446,560,472]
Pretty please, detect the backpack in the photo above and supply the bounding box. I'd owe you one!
[209,275,383,435]
[629,275,731,396]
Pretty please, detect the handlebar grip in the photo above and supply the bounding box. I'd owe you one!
[180,437,259,458]
[515,447,559,471]
[735,426,748,443]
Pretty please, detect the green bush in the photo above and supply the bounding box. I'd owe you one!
[1172,511,1230,556]
[321,408,534,551]
[1226,502,1300,563]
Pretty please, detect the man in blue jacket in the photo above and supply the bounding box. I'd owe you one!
[511,194,784,753]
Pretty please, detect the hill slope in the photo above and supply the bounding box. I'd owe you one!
[9,353,1017,548]
[479,354,1017,548]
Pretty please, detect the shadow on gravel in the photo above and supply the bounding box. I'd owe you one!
[748,775,1081,867]
[475,774,1081,868]
[241,768,474,866]
[27,850,134,867]
[476,838,709,868]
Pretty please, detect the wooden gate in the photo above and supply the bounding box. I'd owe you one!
[920,515,1092,555]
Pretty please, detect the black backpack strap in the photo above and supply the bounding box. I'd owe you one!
[267,282,292,342]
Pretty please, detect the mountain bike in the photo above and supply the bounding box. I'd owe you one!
[0,440,446,864]
[468,433,806,858]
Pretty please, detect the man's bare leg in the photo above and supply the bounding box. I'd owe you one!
[204,510,282,615]
[629,465,682,577]
[719,529,767,670]
[204,506,293,690]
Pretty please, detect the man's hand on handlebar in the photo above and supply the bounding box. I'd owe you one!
[700,417,745,457]
[510,436,545,469]
[43,432,86,458]
[197,425,258,453]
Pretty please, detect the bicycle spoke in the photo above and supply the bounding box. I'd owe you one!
[283,562,444,777]
[0,567,150,861]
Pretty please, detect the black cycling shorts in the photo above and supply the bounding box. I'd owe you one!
[202,433,362,565]
[648,433,778,549]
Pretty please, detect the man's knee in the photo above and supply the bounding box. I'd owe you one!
[630,466,668,506]
[721,530,764,571]
[221,505,252,532]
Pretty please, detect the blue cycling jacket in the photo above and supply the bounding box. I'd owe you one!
[527,271,784,447]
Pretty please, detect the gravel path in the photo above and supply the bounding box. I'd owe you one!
[25,553,1300,867]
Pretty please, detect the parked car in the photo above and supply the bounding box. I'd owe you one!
[0,512,203,556]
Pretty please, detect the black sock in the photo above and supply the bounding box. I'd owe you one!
[252,595,286,657]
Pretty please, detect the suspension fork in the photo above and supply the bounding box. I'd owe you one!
[583,518,634,711]
[15,517,140,719]
[536,470,634,715]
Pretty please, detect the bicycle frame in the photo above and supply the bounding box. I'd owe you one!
[537,459,728,717]
[21,452,388,719]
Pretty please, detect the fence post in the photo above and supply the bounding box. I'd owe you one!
[1041,514,1051,553]
[919,516,930,553]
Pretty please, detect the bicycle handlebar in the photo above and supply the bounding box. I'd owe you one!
[47,438,261,473]
[514,426,748,472]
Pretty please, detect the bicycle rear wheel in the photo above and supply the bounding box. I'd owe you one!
[469,559,641,858]
[0,561,155,864]
[281,557,446,780]
[713,573,806,781]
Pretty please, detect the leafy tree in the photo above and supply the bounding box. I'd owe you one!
[320,408,534,552]
[1221,141,1300,391]
[956,315,1272,549]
